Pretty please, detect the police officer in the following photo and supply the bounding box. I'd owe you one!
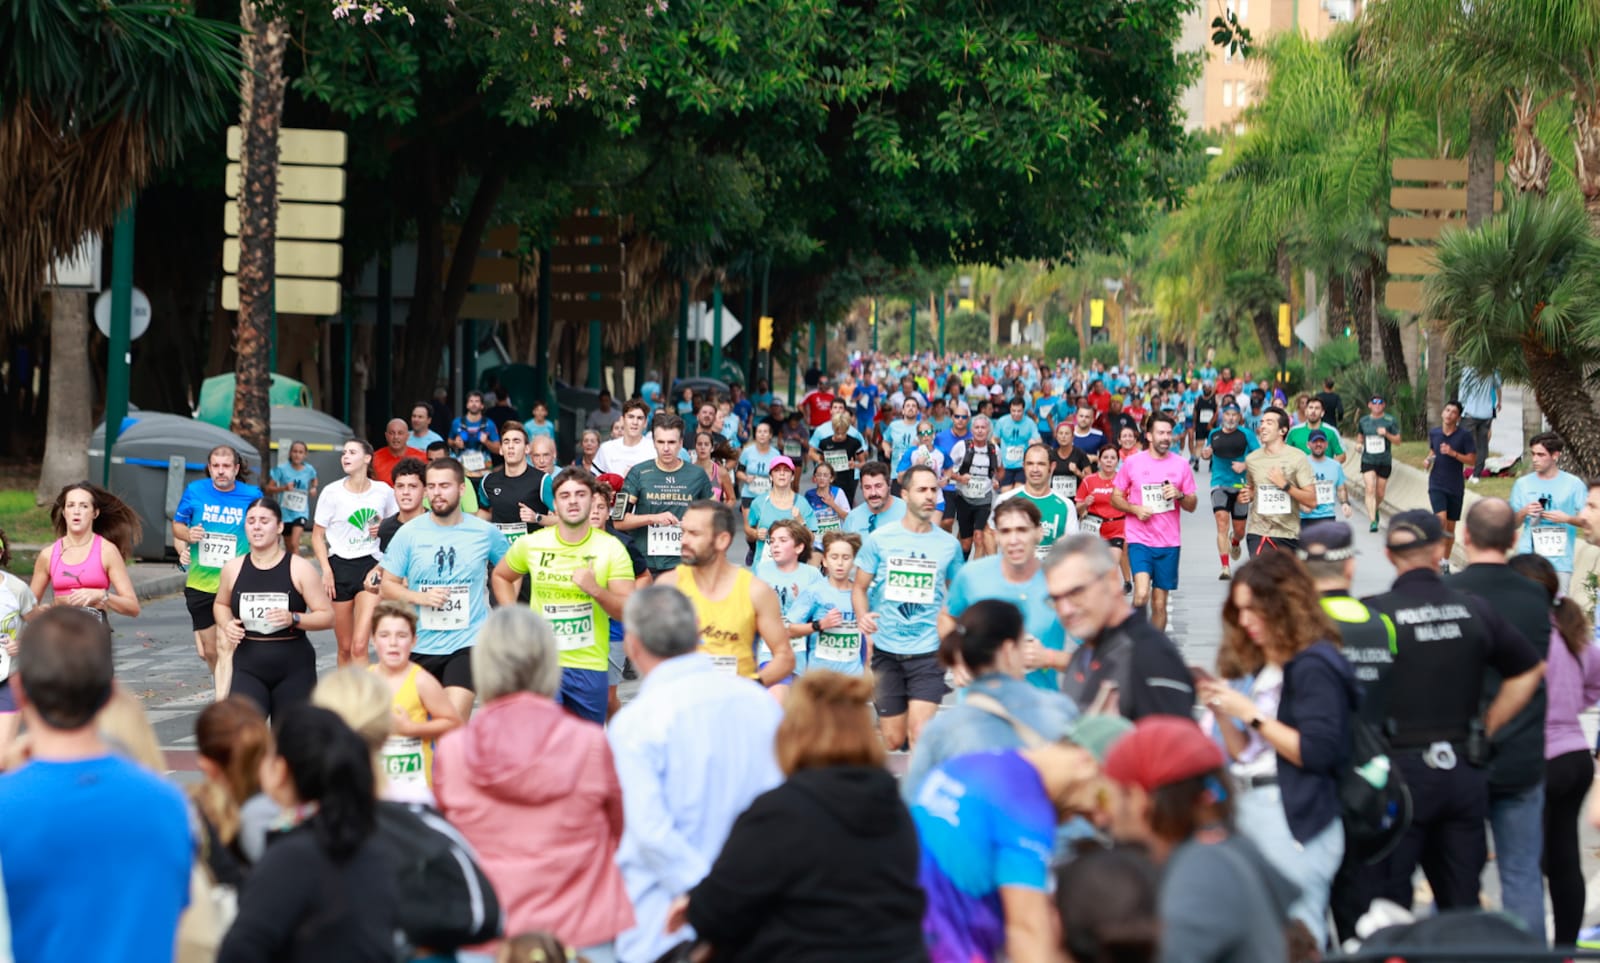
[1360,509,1545,915]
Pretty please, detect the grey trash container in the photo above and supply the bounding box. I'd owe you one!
[263,406,357,490]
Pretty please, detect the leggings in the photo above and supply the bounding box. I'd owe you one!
[1544,749,1594,946]
[232,639,317,720]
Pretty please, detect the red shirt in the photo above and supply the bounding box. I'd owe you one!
[1087,389,1112,416]
[373,445,425,485]
[800,391,836,428]
[1076,473,1127,540]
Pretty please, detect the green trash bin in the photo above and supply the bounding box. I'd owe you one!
[195,374,312,428]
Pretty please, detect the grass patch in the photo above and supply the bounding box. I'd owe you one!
[0,490,55,548]
[1385,441,1515,500]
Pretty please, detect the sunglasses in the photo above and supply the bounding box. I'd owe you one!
[918,430,935,436]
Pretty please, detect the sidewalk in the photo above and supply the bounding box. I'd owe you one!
[15,543,188,602]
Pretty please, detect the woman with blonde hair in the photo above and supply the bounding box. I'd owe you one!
[310,667,411,800]
[668,671,925,962]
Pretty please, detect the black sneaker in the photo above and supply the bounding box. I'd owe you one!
[1123,580,1133,594]
[1219,569,1230,580]
[622,659,639,681]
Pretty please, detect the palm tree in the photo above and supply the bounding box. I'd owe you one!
[1427,191,1600,475]
[1,0,240,499]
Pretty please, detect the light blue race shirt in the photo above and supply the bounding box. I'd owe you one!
[856,522,965,655]
[844,496,908,536]
[1510,469,1588,573]
[380,514,509,655]
[945,556,1068,691]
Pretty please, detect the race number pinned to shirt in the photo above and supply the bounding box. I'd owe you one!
[1257,485,1292,516]
[815,623,861,663]
[1365,434,1387,456]
[743,476,772,497]
[1052,475,1077,500]
[1004,445,1026,465]
[419,584,470,631]
[239,592,289,635]
[959,477,992,501]
[884,556,938,604]
[197,532,237,569]
[496,522,528,543]
[1533,525,1569,559]
[1080,514,1103,536]
[543,602,596,650]
[610,492,631,522]
[815,510,841,533]
[1314,480,1336,507]
[279,489,309,515]
[379,736,427,786]
[1035,543,1053,560]
[1198,409,1214,425]
[647,524,684,557]
[782,440,803,459]
[824,450,850,472]
[710,654,740,676]
[460,450,488,473]
[1140,483,1173,513]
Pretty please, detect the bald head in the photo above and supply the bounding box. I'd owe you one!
[384,419,409,451]
[1464,497,1516,554]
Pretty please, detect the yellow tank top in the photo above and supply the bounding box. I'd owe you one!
[678,566,758,679]
[370,662,434,788]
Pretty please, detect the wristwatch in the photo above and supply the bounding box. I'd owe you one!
[810,620,821,634]
[1248,716,1265,731]
[291,612,302,626]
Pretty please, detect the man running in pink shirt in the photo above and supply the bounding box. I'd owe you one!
[1110,412,1198,631]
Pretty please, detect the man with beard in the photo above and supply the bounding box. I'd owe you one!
[380,457,511,719]
[843,462,907,536]
[1109,413,1197,632]
[448,390,501,479]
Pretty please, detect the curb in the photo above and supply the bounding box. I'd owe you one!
[129,567,188,602]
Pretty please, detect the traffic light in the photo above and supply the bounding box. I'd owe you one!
[1090,299,1105,328]
[1277,302,1291,347]
[758,315,774,350]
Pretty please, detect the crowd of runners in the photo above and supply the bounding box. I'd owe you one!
[1,351,1599,962]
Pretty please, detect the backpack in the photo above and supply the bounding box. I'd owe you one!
[375,801,503,951]
[1312,644,1411,865]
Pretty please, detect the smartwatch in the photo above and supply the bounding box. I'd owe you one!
[291,612,302,626]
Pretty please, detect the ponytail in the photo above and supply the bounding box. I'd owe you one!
[1507,553,1591,660]
[271,705,376,862]
[937,598,1024,673]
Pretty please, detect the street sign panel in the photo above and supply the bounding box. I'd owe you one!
[223,239,343,277]
[226,126,348,166]
[221,276,341,315]
[224,163,346,203]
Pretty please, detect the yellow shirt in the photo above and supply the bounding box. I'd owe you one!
[370,662,434,788]
[678,567,758,679]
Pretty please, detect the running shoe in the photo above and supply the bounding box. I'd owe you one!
[1219,570,1230,581]
[1229,539,1242,560]
[1369,521,1378,533]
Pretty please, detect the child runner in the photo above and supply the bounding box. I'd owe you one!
[800,531,866,676]
[266,440,318,554]
[366,601,463,802]
[752,519,825,692]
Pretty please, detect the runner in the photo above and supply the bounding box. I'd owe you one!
[476,422,552,545]
[311,439,398,667]
[795,531,866,676]
[589,476,650,718]
[379,458,511,720]
[803,461,851,546]
[993,396,1040,491]
[1301,429,1353,524]
[407,401,444,451]
[449,390,501,480]
[424,440,482,515]
[752,518,826,687]
[843,462,907,536]
[524,397,558,443]
[594,399,654,479]
[214,497,333,712]
[491,468,635,724]
[376,458,427,551]
[0,531,33,757]
[615,415,714,576]
[737,421,778,509]
[367,601,463,799]
[1510,431,1587,593]
[578,429,603,476]
[882,397,923,480]
[1069,403,1106,457]
[991,443,1078,556]
[265,440,317,553]
[1240,406,1317,556]
[946,415,1001,559]
[1076,443,1131,593]
[1286,396,1345,458]
[31,482,142,623]
[1425,400,1477,570]
[1188,381,1219,468]
[656,500,793,684]
[173,445,264,691]
[854,465,965,750]
[1199,403,1258,580]
[1356,395,1401,532]
[813,412,866,500]
[1110,413,1197,632]
[745,456,817,564]
[374,418,424,486]
[944,498,1068,691]
[1049,420,1093,501]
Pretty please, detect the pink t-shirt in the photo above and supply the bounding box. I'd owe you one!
[1113,450,1196,548]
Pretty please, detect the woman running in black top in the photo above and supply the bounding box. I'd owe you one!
[215,498,333,716]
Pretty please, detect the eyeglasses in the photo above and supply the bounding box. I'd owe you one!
[918,431,935,436]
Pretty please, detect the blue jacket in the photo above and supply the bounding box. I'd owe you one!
[1276,641,1357,843]
[901,672,1079,804]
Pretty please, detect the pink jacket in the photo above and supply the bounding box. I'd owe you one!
[434,692,633,948]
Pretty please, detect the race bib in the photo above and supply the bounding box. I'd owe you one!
[543,601,596,650]
[610,493,630,521]
[1533,525,1569,559]
[1140,483,1173,513]
[710,654,740,676]
[239,592,289,635]
[1314,480,1335,506]
[743,475,772,497]
[1035,543,1053,560]
[782,441,802,459]
[418,584,470,631]
[1081,514,1103,536]
[197,532,237,569]
[1004,445,1025,465]
[279,489,308,515]
[815,510,841,533]
[884,556,938,604]
[1257,485,1292,516]
[1365,434,1387,456]
[460,450,488,473]
[1199,409,1214,424]
[815,623,861,663]
[959,477,992,501]
[1052,475,1077,500]
[824,449,850,471]
[496,522,527,543]
[647,524,684,557]
[379,736,427,785]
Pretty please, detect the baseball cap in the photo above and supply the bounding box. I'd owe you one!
[1386,509,1444,549]
[1299,521,1356,562]
[1068,715,1134,764]
[1220,404,1242,414]
[1102,717,1225,793]
[1308,428,1329,443]
[769,456,797,472]
[597,472,626,494]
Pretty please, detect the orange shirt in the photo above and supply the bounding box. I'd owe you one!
[373,445,425,485]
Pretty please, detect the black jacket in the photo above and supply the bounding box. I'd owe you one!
[1061,610,1195,720]
[217,820,398,963]
[687,766,928,963]
[1277,642,1358,843]
[1447,563,1549,793]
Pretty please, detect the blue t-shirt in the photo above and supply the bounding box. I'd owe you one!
[853,386,880,433]
[1428,426,1475,495]
[1510,469,1588,573]
[945,557,1067,691]
[992,415,1039,469]
[1070,429,1106,457]
[857,522,965,655]
[886,420,921,472]
[844,497,908,536]
[799,581,866,675]
[380,514,510,655]
[1204,426,1259,489]
[524,420,557,442]
[1302,456,1347,520]
[804,486,848,538]
[450,416,500,454]
[174,478,266,595]
[913,751,1057,963]
[738,445,777,502]
[269,463,318,523]
[753,559,826,674]
[0,756,192,963]
[746,494,818,565]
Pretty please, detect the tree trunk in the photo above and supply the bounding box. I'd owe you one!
[1349,267,1373,364]
[36,291,91,503]
[231,1,289,457]
[1327,274,1349,343]
[1574,94,1600,233]
[1507,87,1553,197]
[1437,101,1500,430]
[1523,337,1600,478]
[1371,261,1409,385]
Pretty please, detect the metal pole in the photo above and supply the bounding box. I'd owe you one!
[677,278,690,379]
[588,318,603,389]
[788,333,799,402]
[742,267,754,387]
[871,298,879,353]
[375,246,393,430]
[711,282,724,383]
[759,257,771,389]
[103,201,136,488]
[462,317,476,396]
[910,302,917,357]
[808,319,817,371]
[535,249,552,410]
[341,303,352,426]
[937,294,946,357]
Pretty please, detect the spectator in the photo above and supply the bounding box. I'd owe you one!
[0,609,190,963]
[1055,843,1161,963]
[1458,365,1501,479]
[190,697,275,874]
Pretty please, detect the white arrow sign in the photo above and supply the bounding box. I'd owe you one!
[688,302,743,347]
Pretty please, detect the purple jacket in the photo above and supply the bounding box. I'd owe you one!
[1544,622,1600,759]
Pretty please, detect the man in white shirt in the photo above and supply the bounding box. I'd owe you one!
[594,400,655,478]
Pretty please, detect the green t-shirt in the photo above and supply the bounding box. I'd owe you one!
[991,488,1075,550]
[622,460,714,571]
[1357,414,1399,465]
[506,527,635,671]
[1286,423,1345,458]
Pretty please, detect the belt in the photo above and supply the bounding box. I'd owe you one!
[875,650,936,662]
[1238,773,1278,790]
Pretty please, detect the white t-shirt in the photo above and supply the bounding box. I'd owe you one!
[314,477,398,560]
[0,572,36,682]
[595,437,655,478]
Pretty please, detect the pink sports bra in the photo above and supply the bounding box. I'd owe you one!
[50,535,110,595]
